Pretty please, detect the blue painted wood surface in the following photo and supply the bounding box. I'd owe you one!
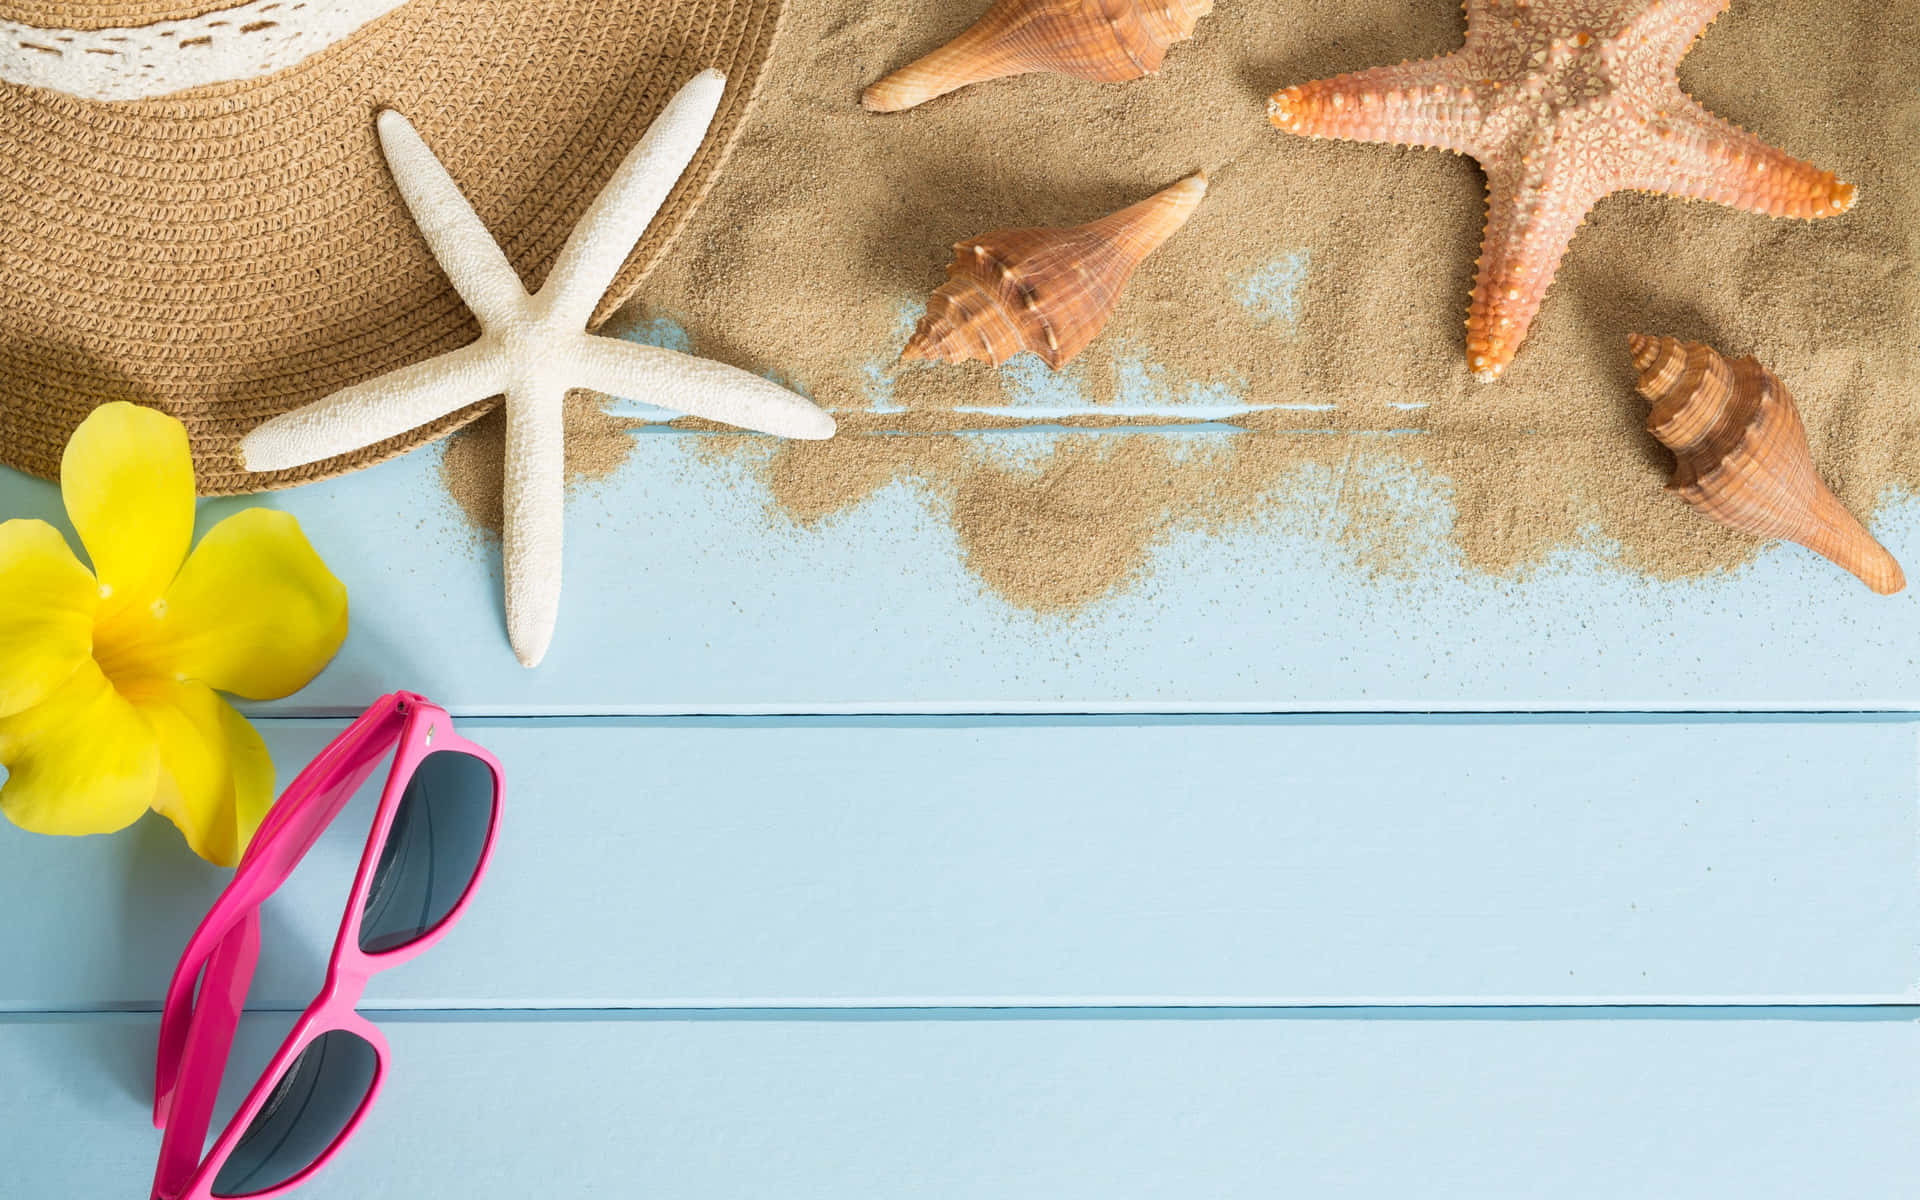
[2,413,1917,1198]
[5,1011,1916,1198]
[4,716,1919,1012]
[3,439,1915,714]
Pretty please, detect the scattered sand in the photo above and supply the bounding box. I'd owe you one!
[445,0,1920,610]
[440,391,637,539]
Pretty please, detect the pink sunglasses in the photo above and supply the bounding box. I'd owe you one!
[149,692,503,1199]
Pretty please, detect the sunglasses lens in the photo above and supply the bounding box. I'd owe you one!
[358,749,496,955]
[211,1029,378,1197]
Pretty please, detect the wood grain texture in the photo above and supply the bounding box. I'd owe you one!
[4,447,1916,714]
[3,1011,1914,1198]
[2,424,1914,1199]
[3,716,1916,1011]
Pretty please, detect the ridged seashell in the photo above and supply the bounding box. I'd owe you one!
[903,173,1207,369]
[862,0,1214,113]
[1629,334,1904,595]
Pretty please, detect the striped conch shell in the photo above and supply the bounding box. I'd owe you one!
[862,0,1214,113]
[904,173,1207,369]
[1630,334,1904,595]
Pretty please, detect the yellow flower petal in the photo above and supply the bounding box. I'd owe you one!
[0,659,159,838]
[125,679,275,868]
[0,519,97,719]
[100,508,347,701]
[61,401,196,622]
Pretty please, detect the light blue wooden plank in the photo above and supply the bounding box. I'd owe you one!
[3,1010,1915,1199]
[5,447,1917,713]
[5,716,1916,1010]
[22,430,1920,715]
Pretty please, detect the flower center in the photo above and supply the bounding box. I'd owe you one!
[91,598,182,689]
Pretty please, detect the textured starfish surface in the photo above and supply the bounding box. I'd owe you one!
[1269,0,1854,381]
[242,71,835,668]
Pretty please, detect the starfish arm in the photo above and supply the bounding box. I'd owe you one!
[539,70,727,330]
[571,335,836,440]
[1617,0,1731,63]
[1269,56,1486,155]
[1623,100,1855,219]
[501,378,567,669]
[376,110,529,329]
[1464,159,1605,382]
[239,340,509,471]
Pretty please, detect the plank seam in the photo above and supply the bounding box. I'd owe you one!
[7,1005,1919,1022]
[238,708,1920,724]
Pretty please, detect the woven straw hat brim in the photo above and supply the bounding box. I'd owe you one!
[2,3,252,23]
[0,0,785,495]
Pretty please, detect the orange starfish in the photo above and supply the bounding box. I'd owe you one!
[1268,0,1854,381]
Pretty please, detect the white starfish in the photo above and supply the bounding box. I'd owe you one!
[242,70,835,668]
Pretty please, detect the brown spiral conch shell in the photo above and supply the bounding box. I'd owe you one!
[1629,334,1904,595]
[861,0,1214,113]
[903,173,1207,370]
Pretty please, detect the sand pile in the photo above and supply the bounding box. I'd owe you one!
[445,0,1920,610]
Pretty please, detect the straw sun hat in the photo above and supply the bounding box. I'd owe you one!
[0,0,785,494]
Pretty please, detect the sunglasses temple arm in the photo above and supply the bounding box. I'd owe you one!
[152,694,409,1131]
[149,911,260,1200]
[244,693,409,863]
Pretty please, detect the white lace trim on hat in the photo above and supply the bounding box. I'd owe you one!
[0,0,407,100]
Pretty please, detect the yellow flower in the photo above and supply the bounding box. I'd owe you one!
[0,403,347,866]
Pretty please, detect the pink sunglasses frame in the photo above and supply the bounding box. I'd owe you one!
[148,691,503,1200]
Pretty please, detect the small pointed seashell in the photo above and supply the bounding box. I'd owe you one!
[903,173,1207,369]
[1629,334,1904,595]
[862,0,1214,113]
